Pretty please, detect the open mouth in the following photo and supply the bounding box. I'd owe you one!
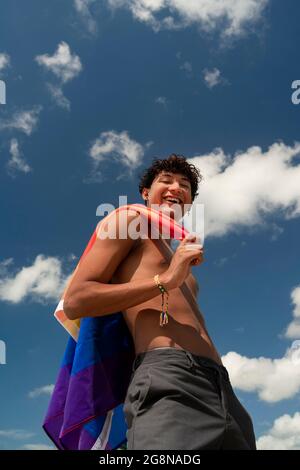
[162,197,183,204]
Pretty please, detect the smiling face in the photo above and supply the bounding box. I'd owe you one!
[142,171,193,219]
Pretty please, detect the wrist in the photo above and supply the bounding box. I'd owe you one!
[159,272,173,291]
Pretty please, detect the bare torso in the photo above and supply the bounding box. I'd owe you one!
[111,236,223,365]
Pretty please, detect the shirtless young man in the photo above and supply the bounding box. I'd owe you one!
[64,154,256,450]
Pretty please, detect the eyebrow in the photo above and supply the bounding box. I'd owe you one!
[159,173,191,183]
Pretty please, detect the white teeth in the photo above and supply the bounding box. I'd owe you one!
[164,197,181,203]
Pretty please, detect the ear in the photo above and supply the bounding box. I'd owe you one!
[141,188,149,201]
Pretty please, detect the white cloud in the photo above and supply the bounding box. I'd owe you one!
[88,130,152,177]
[176,53,193,77]
[222,344,300,403]
[203,67,223,88]
[0,255,69,304]
[186,142,300,239]
[180,61,192,76]
[107,0,269,38]
[47,83,71,111]
[67,253,78,262]
[284,285,300,339]
[21,443,56,450]
[269,222,284,241]
[74,0,98,35]
[0,258,14,275]
[35,41,82,84]
[0,106,42,135]
[0,52,10,72]
[257,412,300,450]
[7,138,32,175]
[28,384,54,399]
[155,96,168,107]
[214,256,229,267]
[0,429,35,440]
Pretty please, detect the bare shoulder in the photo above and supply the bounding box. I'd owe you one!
[96,207,140,238]
[66,208,141,297]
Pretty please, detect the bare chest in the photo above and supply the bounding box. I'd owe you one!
[111,237,199,296]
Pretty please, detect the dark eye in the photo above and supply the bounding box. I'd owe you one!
[161,179,189,189]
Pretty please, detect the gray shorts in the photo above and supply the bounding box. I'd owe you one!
[123,347,256,450]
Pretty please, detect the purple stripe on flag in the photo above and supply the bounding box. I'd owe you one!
[43,348,134,449]
[61,349,133,434]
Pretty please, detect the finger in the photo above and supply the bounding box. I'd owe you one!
[182,243,203,253]
[178,245,201,255]
[184,244,203,251]
[181,234,197,245]
[191,255,204,265]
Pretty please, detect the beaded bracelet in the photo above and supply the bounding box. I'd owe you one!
[154,274,169,327]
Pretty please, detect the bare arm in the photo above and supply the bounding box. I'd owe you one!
[63,209,171,320]
[64,277,170,320]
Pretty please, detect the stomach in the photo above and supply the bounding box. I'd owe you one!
[112,238,222,363]
[123,299,222,365]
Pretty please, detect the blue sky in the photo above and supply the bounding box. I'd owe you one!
[1,0,300,450]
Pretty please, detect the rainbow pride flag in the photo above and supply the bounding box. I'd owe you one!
[43,203,195,450]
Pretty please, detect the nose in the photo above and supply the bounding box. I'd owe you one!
[168,181,182,193]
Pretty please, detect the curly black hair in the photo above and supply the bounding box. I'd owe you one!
[138,153,202,204]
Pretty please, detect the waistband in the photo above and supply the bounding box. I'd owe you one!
[132,347,230,382]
